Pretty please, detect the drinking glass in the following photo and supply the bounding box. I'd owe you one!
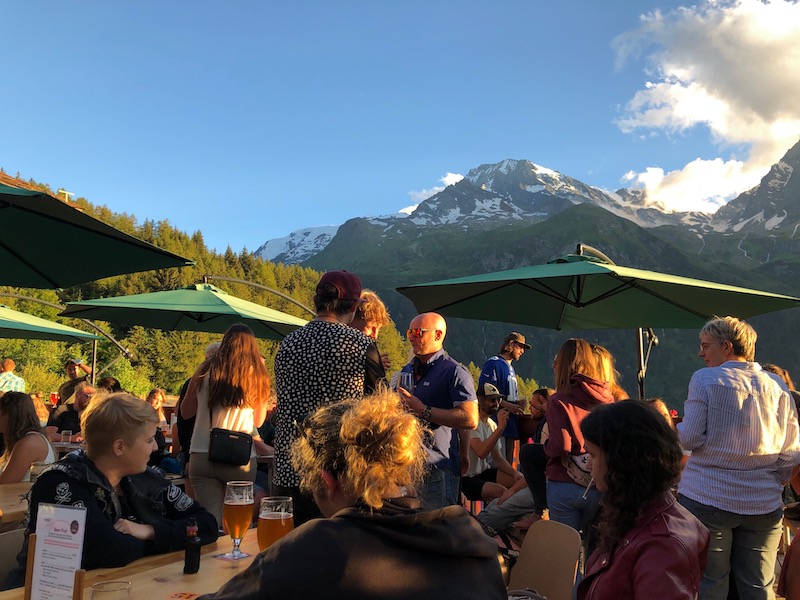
[90,581,132,599]
[61,430,73,444]
[222,481,254,559]
[49,392,59,407]
[29,462,49,483]
[257,496,293,551]
[391,371,414,394]
[399,372,415,393]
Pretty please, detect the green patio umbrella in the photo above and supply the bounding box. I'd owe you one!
[59,284,308,340]
[397,253,800,330]
[0,304,100,343]
[0,179,194,289]
[397,248,800,397]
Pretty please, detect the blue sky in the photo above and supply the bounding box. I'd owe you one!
[3,1,800,252]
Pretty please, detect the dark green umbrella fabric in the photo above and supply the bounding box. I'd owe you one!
[60,284,308,340]
[397,254,800,330]
[0,304,100,343]
[0,181,193,288]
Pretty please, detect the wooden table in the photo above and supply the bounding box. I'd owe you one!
[0,534,260,599]
[0,482,31,524]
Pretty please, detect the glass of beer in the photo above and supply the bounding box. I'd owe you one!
[257,496,293,551]
[222,481,254,559]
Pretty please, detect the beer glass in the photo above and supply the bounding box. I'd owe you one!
[222,481,254,559]
[257,496,294,551]
[90,581,132,599]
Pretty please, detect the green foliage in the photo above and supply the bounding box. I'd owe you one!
[99,357,155,398]
[0,177,412,397]
[18,362,62,396]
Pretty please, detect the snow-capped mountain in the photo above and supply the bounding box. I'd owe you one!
[256,149,800,265]
[255,226,339,264]
[709,138,800,234]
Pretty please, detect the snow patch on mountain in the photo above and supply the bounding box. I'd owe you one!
[255,226,339,263]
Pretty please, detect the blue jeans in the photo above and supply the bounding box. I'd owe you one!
[419,467,460,510]
[679,495,783,600]
[546,479,602,533]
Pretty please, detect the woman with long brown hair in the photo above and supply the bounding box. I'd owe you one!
[577,401,709,599]
[543,338,614,534]
[180,323,270,523]
[0,392,57,483]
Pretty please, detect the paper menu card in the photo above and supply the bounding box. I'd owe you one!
[30,503,87,600]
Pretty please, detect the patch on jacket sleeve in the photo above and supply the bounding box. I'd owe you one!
[167,484,195,511]
[54,482,72,504]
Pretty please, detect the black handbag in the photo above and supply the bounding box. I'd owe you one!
[208,428,253,465]
[207,407,253,466]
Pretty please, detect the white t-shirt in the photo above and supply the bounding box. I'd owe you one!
[467,418,500,477]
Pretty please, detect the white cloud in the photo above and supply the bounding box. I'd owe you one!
[398,204,418,215]
[406,172,464,205]
[614,0,800,212]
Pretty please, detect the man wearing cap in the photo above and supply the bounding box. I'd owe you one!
[462,382,524,504]
[56,358,92,406]
[273,270,386,525]
[46,381,95,443]
[398,312,478,510]
[479,332,531,463]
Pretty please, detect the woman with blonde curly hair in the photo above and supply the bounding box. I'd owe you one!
[199,389,506,600]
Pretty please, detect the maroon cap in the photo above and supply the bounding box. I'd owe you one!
[318,270,363,301]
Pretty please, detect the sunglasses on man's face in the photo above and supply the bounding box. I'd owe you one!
[407,328,437,338]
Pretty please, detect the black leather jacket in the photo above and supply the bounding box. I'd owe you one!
[5,451,218,589]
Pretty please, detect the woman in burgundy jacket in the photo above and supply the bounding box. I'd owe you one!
[543,338,615,534]
[577,401,709,600]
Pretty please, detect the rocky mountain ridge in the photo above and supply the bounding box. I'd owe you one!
[257,140,799,265]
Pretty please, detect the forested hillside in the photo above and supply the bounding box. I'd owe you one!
[0,175,419,396]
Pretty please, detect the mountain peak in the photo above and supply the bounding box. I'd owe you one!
[710,139,800,234]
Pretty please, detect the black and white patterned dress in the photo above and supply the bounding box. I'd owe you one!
[273,320,382,487]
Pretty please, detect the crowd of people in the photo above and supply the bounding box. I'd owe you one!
[1,268,800,599]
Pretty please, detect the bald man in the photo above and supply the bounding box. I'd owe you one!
[398,312,478,509]
[0,358,25,393]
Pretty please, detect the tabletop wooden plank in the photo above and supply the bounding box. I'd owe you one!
[0,534,261,599]
[0,482,31,524]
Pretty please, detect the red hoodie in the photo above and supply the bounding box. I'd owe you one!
[544,373,615,483]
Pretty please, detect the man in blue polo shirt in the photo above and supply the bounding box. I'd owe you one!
[399,312,478,510]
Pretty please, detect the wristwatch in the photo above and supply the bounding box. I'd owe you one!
[421,405,432,421]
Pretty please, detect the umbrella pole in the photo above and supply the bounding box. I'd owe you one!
[91,339,97,385]
[636,328,660,400]
[637,328,645,400]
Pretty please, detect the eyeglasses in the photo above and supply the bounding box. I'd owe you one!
[407,328,437,338]
[699,342,721,352]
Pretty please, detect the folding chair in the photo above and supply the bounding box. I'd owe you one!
[508,519,582,600]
